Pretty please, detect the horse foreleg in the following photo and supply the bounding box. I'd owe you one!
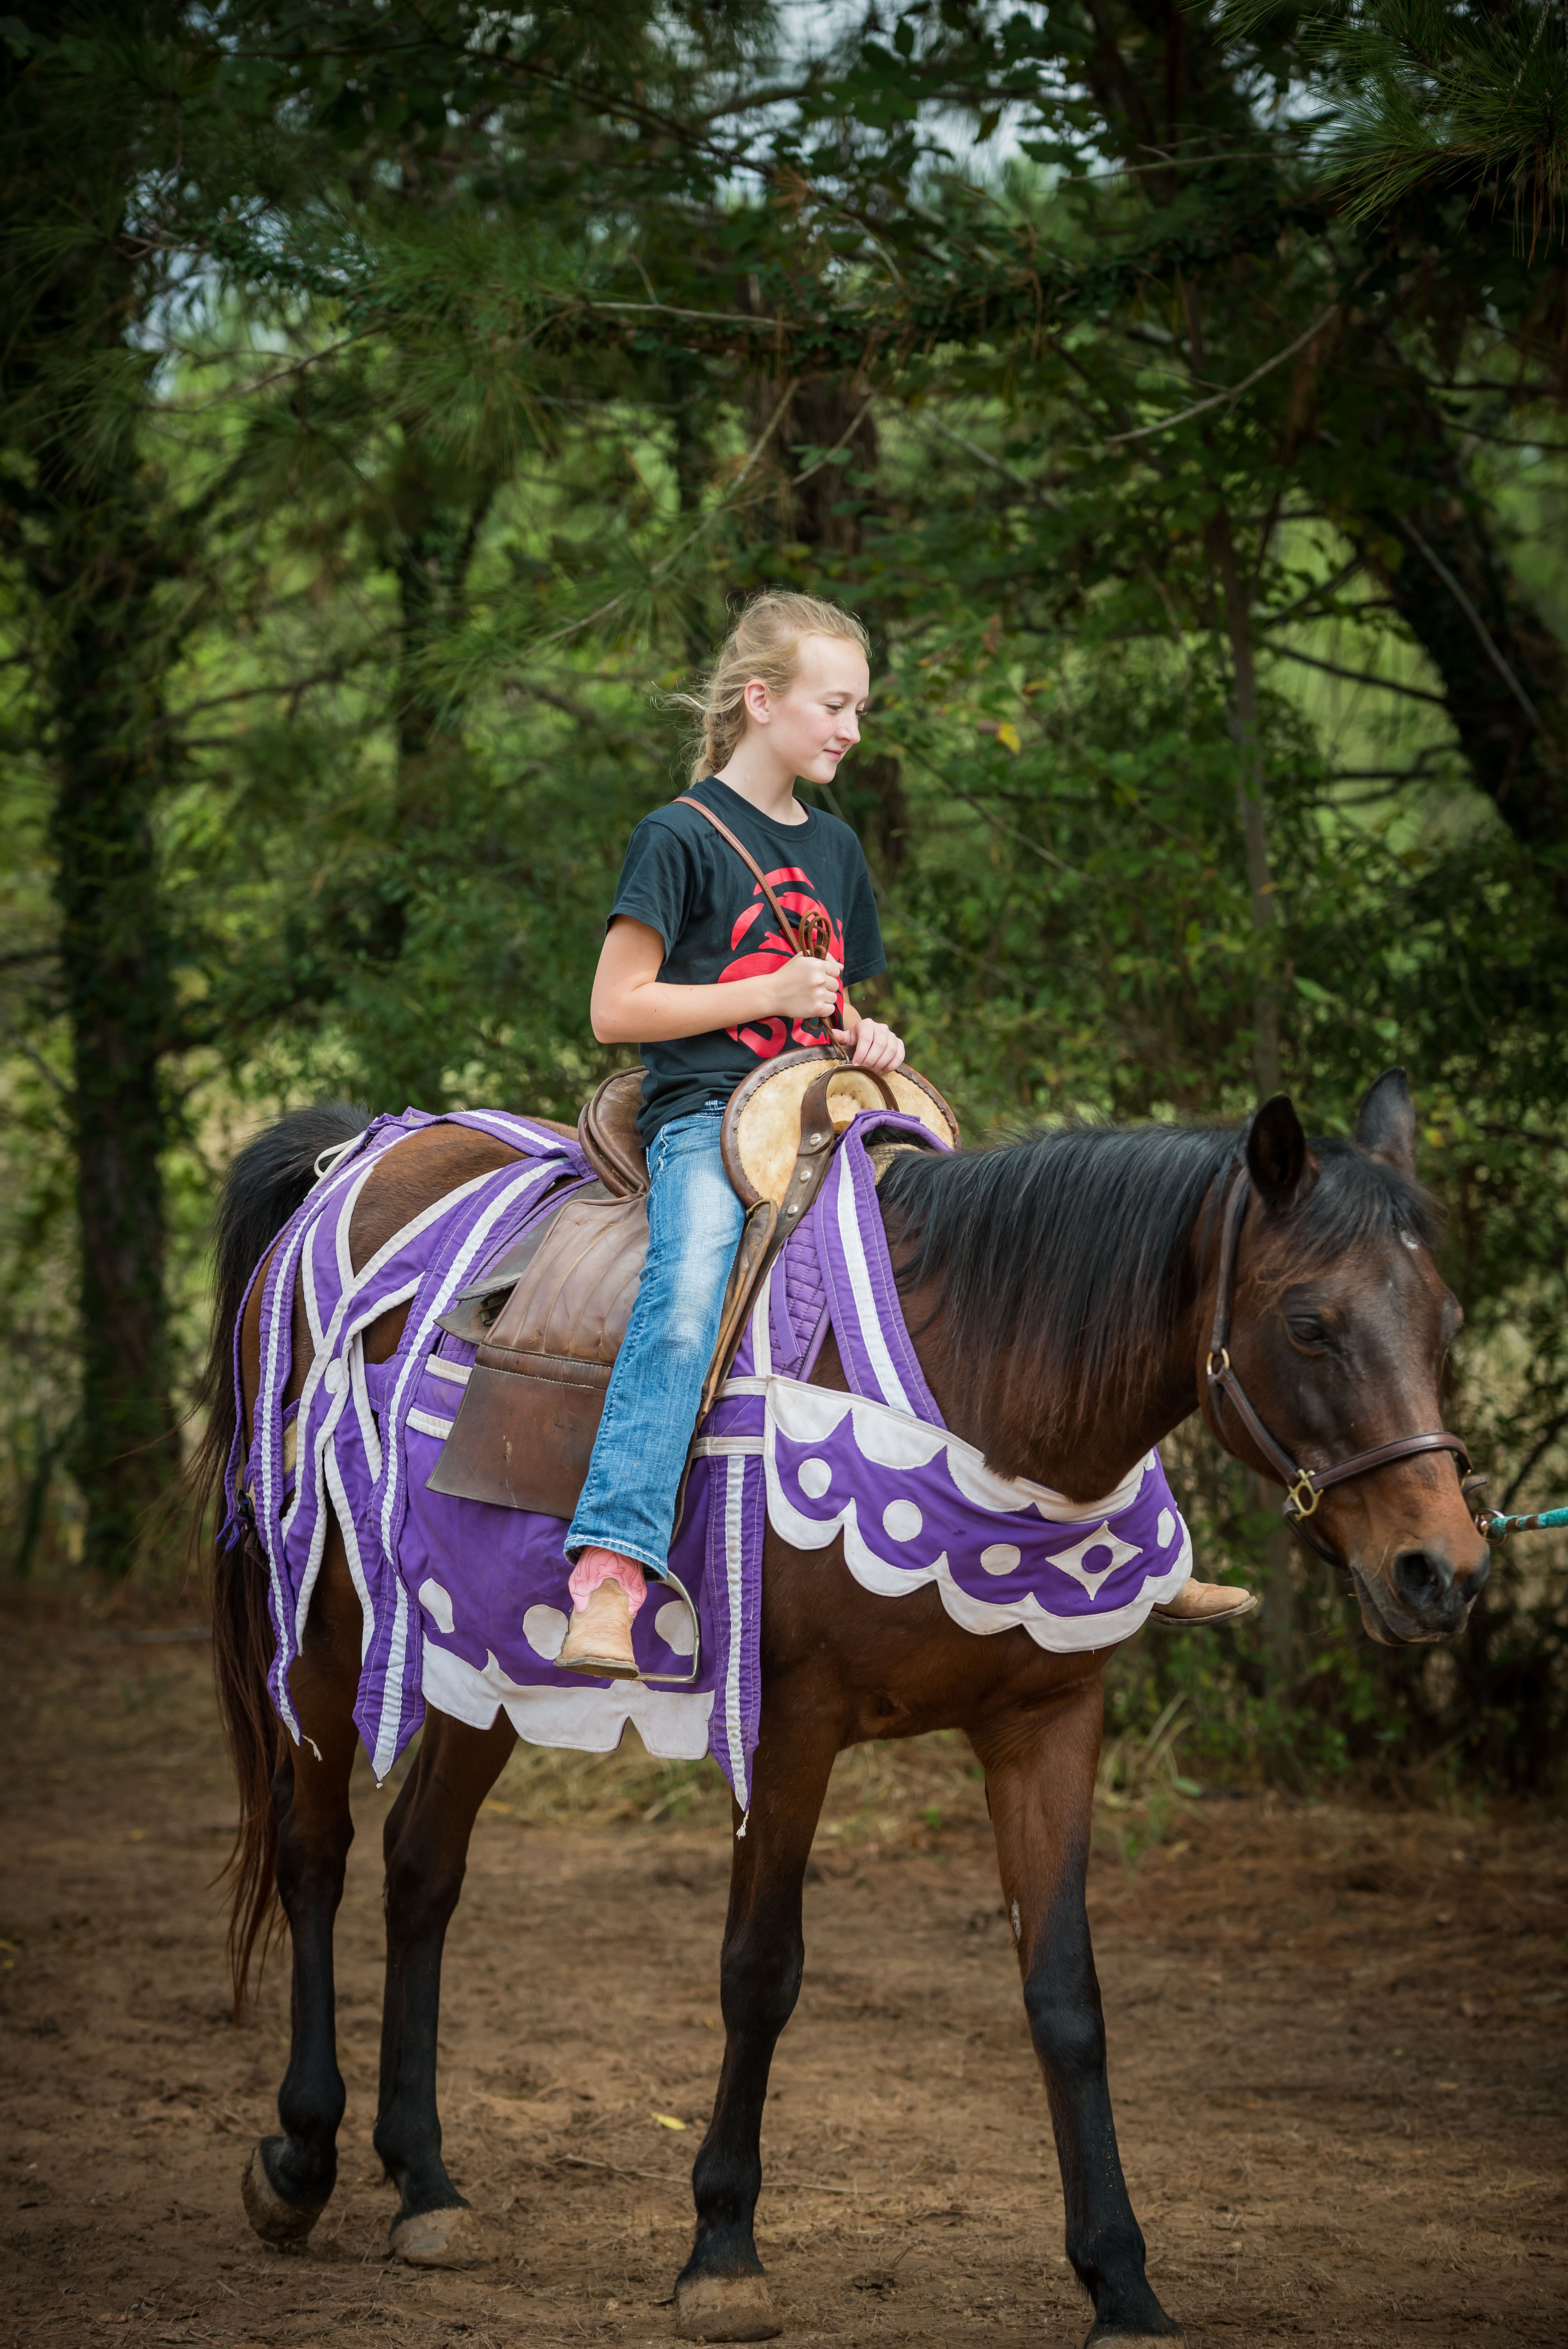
[675,1701,840,2344]
[373,1706,514,2268]
[242,1538,360,2250]
[973,1679,1184,2349]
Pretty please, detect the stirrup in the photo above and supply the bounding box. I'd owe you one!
[638,1568,703,1688]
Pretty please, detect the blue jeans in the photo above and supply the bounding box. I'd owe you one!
[566,1103,745,1577]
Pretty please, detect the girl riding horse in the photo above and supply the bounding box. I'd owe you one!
[556,588,1247,1673]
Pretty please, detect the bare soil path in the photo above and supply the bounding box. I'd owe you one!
[2,1592,1564,2349]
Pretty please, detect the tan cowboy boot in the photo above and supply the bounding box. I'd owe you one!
[1153,1578,1258,1627]
[557,1580,641,1678]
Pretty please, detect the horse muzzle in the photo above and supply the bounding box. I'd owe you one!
[1351,1538,1491,1645]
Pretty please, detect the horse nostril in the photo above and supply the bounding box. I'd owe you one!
[1461,1547,1491,1601]
[1391,1547,1454,1619]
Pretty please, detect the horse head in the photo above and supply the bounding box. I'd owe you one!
[1202,1068,1490,1645]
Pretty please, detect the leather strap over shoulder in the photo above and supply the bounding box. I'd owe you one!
[676,793,797,945]
[676,792,846,1058]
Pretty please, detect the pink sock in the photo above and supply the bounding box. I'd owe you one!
[568,1548,648,1618]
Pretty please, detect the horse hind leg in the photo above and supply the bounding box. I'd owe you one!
[242,1529,362,2249]
[372,1706,515,2267]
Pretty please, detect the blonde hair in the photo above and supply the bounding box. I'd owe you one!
[676,592,871,784]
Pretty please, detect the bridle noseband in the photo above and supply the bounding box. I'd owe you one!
[1205,1162,1470,1565]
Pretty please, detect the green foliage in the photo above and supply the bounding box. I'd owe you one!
[1231,0,1568,251]
[2,0,1567,1777]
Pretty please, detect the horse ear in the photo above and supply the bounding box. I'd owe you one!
[1353,1066,1417,1180]
[1246,1094,1311,1210]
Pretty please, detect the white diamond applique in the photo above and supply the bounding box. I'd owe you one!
[1045,1522,1142,1599]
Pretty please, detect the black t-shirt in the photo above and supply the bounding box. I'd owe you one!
[608,775,887,1141]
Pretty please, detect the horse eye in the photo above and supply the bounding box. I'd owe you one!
[1287,1314,1329,1347]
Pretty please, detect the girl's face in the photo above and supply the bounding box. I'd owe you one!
[745,635,871,782]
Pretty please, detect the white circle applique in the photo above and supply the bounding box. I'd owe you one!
[417,1577,455,1634]
[654,1600,696,1656]
[524,1604,568,1661]
[798,1456,833,1499]
[980,1543,1021,1576]
[882,1498,923,1543]
[1156,1510,1175,1549]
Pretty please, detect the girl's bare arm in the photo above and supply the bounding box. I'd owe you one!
[591,917,905,1072]
[590,916,841,1043]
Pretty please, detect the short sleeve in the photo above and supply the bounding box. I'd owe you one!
[841,847,886,989]
[607,814,697,955]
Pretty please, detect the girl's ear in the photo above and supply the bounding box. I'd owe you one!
[742,677,772,726]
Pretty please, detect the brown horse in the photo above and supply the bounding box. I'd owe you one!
[192,1069,1487,2348]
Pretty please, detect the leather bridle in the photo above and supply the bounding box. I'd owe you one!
[1204,1160,1470,1565]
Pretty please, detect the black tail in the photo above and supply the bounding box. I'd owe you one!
[187,1102,370,2014]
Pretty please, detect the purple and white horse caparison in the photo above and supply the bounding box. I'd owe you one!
[192,1067,1486,2348]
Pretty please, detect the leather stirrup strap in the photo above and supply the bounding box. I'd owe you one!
[676,793,848,1058]
[775,1063,900,1236]
[697,1061,903,1420]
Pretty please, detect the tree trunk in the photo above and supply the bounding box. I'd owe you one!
[1334,361,1568,859]
[3,2,188,1573]
[1181,275,1282,1104]
[1207,517,1294,1663]
[358,448,496,1111]
[1208,506,1282,1101]
[1071,2,1568,860]
[762,376,911,880]
[43,472,181,1573]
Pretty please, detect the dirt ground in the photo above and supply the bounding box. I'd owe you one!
[2,1591,1565,2349]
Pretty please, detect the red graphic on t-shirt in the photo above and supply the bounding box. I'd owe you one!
[719,867,845,1060]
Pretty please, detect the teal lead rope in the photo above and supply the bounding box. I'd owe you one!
[1477,1503,1568,1542]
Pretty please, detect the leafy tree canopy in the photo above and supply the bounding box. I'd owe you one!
[3,0,1566,1784]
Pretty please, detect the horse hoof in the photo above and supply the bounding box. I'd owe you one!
[674,2272,782,2342]
[390,2202,494,2268]
[241,2142,325,2249]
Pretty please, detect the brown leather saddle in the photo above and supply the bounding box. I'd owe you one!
[426,1052,959,1519]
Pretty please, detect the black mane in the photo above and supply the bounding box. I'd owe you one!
[878,1120,1441,1436]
